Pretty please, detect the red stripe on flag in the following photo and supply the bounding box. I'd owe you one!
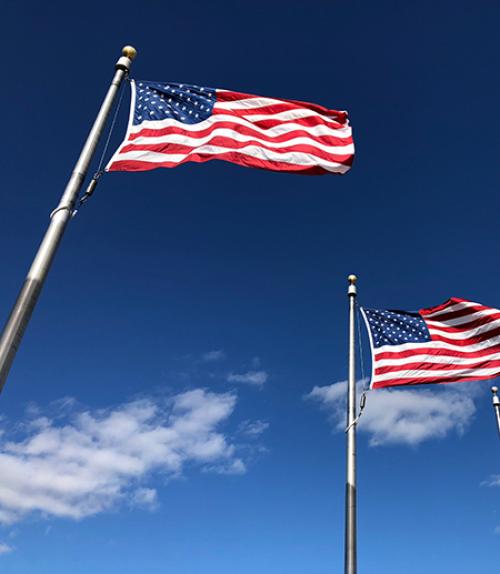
[428,326,500,346]
[106,155,340,175]
[371,373,499,389]
[127,122,352,147]
[375,359,500,375]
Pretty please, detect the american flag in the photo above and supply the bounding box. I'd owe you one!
[106,80,354,175]
[361,298,500,389]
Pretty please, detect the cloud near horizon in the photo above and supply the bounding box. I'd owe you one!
[0,389,250,526]
[307,380,478,446]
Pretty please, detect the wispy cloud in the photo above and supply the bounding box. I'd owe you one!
[0,389,249,525]
[0,543,13,555]
[201,350,226,362]
[238,420,269,438]
[495,526,500,535]
[307,380,478,446]
[481,475,500,488]
[227,371,268,386]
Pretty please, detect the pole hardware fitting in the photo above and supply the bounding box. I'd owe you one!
[115,58,132,72]
[492,386,500,406]
[79,174,101,206]
[492,386,500,440]
[49,205,72,219]
[345,391,368,433]
[348,274,357,296]
[115,45,137,72]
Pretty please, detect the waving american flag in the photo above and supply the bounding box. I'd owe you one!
[362,298,500,389]
[106,80,354,175]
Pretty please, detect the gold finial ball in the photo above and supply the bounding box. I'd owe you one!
[348,274,358,284]
[122,45,137,60]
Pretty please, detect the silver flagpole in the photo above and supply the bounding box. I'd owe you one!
[345,274,357,574]
[491,386,500,439]
[0,45,137,392]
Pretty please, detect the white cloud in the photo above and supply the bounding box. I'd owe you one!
[201,350,226,362]
[227,371,268,386]
[206,458,247,475]
[481,475,500,488]
[307,380,478,446]
[238,420,269,437]
[0,543,13,555]
[0,389,246,525]
[495,526,500,535]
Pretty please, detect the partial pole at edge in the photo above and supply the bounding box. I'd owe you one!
[0,45,137,392]
[492,386,500,439]
[345,274,357,574]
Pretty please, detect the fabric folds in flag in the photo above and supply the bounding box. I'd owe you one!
[106,80,354,175]
[361,297,500,389]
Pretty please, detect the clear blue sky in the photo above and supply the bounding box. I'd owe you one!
[0,1,499,573]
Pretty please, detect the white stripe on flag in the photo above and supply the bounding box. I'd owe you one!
[216,96,291,110]
[373,333,500,356]
[427,319,500,340]
[424,300,482,319]
[129,114,352,139]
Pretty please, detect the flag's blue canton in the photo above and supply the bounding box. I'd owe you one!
[363,308,430,348]
[134,81,216,125]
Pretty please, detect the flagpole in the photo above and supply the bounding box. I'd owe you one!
[492,386,500,439]
[0,45,137,392]
[345,274,357,574]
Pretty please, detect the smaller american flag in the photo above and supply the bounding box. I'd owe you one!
[106,80,354,175]
[361,297,500,389]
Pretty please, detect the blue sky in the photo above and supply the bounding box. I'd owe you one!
[0,1,499,572]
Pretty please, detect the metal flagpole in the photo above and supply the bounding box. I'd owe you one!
[345,274,357,574]
[491,386,500,439]
[0,45,137,392]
